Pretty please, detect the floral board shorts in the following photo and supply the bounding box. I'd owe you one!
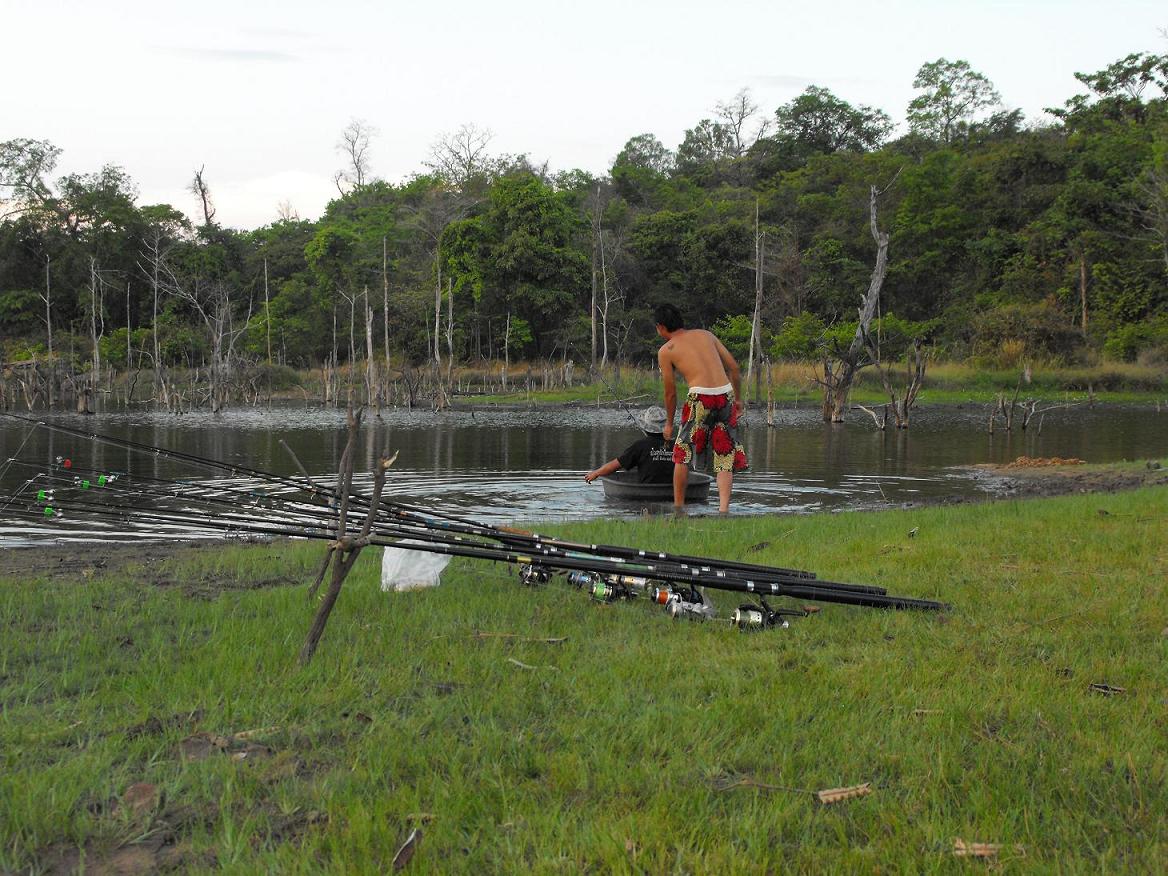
[672,388,749,474]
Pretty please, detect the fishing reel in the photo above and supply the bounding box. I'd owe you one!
[589,578,634,603]
[731,597,808,631]
[518,564,552,587]
[652,585,715,621]
[565,571,652,603]
[565,570,600,590]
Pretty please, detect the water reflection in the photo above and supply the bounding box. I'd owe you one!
[0,403,1164,543]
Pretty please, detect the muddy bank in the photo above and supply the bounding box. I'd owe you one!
[0,537,301,593]
[974,458,1168,501]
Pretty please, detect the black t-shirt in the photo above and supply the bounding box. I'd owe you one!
[618,435,675,483]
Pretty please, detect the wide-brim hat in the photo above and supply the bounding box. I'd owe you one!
[636,406,668,434]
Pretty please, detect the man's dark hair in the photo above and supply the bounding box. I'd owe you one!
[653,303,684,331]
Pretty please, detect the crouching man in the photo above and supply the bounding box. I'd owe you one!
[584,406,675,485]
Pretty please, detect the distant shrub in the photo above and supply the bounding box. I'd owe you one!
[0,289,42,336]
[98,328,153,369]
[971,302,1083,365]
[712,314,757,362]
[1103,316,1168,363]
[773,312,936,362]
[770,312,826,361]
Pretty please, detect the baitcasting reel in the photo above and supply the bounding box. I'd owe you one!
[731,597,809,631]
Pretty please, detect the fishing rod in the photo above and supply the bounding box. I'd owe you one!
[3,417,897,597]
[1,412,846,590]
[2,497,945,611]
[590,360,643,430]
[6,471,893,603]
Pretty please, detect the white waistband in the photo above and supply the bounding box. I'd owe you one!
[689,383,732,395]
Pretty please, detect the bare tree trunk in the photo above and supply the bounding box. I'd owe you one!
[503,311,511,392]
[43,254,53,410]
[1079,250,1088,335]
[142,229,170,412]
[819,184,891,422]
[747,199,762,394]
[263,257,272,407]
[765,357,775,427]
[382,237,391,409]
[329,294,338,407]
[599,230,611,367]
[364,287,375,408]
[590,184,600,373]
[869,338,926,429]
[445,276,454,391]
[434,252,442,368]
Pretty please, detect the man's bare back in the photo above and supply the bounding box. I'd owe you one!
[657,328,735,390]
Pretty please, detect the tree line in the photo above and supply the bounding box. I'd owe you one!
[1,51,1166,411]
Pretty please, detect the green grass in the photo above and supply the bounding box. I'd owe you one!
[2,487,1167,872]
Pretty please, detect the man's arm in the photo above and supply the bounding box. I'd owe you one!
[584,458,621,483]
[713,336,742,400]
[658,345,677,440]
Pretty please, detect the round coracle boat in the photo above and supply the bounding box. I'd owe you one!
[600,470,712,503]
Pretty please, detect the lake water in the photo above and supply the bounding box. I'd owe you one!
[1,403,1165,544]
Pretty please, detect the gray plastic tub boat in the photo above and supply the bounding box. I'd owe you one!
[600,470,712,503]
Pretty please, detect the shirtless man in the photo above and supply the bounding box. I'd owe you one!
[654,303,748,512]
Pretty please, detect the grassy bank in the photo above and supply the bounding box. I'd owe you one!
[2,486,1167,872]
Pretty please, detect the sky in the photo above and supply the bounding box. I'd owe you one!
[2,0,1165,229]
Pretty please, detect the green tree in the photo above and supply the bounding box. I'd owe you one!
[611,134,675,205]
[774,86,893,155]
[907,58,1001,143]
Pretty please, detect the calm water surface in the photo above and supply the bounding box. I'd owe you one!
[1,403,1164,544]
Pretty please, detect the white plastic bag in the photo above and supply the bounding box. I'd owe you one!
[380,542,452,592]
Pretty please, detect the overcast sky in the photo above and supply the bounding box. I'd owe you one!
[3,0,1164,229]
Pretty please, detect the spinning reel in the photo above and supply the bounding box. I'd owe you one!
[518,564,552,587]
[731,596,809,631]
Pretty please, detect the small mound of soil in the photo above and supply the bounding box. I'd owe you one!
[1003,456,1086,468]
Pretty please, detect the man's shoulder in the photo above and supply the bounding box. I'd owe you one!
[677,328,715,345]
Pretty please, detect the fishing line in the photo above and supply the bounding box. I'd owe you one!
[1,413,838,589]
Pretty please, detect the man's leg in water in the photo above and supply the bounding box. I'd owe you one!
[716,471,732,513]
[673,462,689,507]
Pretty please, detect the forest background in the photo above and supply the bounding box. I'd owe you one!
[1,51,1167,406]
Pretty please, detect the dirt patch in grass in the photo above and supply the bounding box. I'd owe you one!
[0,540,217,582]
[977,458,1167,500]
[0,539,303,597]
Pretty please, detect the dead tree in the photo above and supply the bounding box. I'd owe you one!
[867,337,927,429]
[161,262,250,413]
[189,166,215,227]
[597,228,626,368]
[334,119,375,196]
[817,182,894,422]
[139,225,177,412]
[364,287,376,408]
[424,123,497,188]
